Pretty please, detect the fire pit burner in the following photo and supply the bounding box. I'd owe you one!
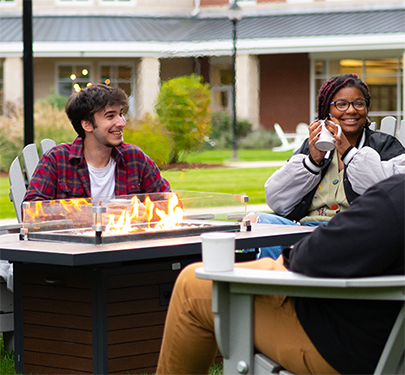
[26,220,241,245]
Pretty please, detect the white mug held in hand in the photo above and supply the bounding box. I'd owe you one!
[201,232,236,272]
[315,120,342,152]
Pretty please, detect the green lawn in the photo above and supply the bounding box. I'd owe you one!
[0,337,15,375]
[186,149,291,163]
[0,335,223,375]
[0,167,277,220]
[0,177,15,220]
[161,167,278,204]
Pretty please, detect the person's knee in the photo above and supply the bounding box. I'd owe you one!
[244,212,259,224]
[177,262,202,285]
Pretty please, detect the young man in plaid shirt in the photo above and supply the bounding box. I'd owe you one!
[24,84,170,203]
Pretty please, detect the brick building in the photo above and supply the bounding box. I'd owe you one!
[0,0,404,132]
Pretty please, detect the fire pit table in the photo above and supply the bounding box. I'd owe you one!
[0,192,314,375]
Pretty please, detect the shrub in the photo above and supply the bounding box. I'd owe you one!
[237,129,280,149]
[34,102,77,145]
[0,110,24,172]
[124,113,174,167]
[155,74,212,163]
[210,111,231,140]
[237,119,253,138]
[37,88,69,110]
[208,111,253,149]
[0,103,76,172]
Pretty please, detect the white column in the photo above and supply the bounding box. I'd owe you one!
[3,57,23,112]
[136,57,161,118]
[236,54,260,130]
[403,51,405,121]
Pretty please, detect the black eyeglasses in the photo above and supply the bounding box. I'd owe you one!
[330,99,368,111]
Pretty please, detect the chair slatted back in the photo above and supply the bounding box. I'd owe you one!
[9,139,56,223]
[40,138,56,154]
[380,116,397,136]
[22,144,39,183]
[8,157,26,223]
[398,120,405,147]
[370,122,377,131]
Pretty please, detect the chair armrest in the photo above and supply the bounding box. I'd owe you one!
[283,133,299,139]
[195,267,405,374]
[195,268,405,301]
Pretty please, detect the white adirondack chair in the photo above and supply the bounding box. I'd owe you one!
[1,139,56,352]
[370,121,377,131]
[8,138,56,223]
[379,116,397,136]
[273,123,309,152]
[398,120,405,147]
[196,268,405,375]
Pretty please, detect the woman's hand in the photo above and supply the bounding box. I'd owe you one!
[326,116,352,155]
[308,120,327,164]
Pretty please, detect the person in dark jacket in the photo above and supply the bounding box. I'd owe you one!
[246,74,405,259]
[156,174,405,375]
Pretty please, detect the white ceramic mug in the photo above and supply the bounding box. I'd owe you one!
[201,232,236,272]
[315,121,342,152]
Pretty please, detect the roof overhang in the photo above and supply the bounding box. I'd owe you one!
[1,33,404,58]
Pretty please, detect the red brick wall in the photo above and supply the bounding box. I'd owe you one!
[259,54,310,133]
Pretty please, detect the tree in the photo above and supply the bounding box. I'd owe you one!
[155,74,212,163]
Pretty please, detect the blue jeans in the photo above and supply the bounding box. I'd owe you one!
[254,212,326,259]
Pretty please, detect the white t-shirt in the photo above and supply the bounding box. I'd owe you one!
[87,157,116,199]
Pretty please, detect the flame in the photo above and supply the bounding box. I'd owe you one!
[155,194,184,229]
[59,198,92,213]
[24,193,184,235]
[24,197,93,223]
[106,210,133,233]
[25,201,47,220]
[104,193,184,234]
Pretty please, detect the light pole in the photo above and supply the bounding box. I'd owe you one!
[23,0,34,146]
[228,1,242,161]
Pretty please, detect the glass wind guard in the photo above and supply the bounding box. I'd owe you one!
[22,191,249,234]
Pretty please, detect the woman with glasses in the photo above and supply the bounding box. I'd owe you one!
[246,73,405,259]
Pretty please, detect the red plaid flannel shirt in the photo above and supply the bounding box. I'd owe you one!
[23,137,170,202]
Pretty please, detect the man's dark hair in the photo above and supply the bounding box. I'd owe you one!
[317,73,371,126]
[65,84,128,139]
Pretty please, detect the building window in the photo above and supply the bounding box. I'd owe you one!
[99,0,136,5]
[233,0,256,4]
[211,62,233,115]
[56,0,93,5]
[0,0,16,6]
[312,58,403,127]
[57,65,92,96]
[100,65,134,115]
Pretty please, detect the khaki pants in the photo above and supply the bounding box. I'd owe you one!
[156,259,339,375]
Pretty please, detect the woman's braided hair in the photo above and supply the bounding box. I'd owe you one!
[317,73,371,126]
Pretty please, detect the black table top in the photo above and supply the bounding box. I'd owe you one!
[0,224,314,267]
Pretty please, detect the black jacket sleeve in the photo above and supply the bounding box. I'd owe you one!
[283,175,405,278]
